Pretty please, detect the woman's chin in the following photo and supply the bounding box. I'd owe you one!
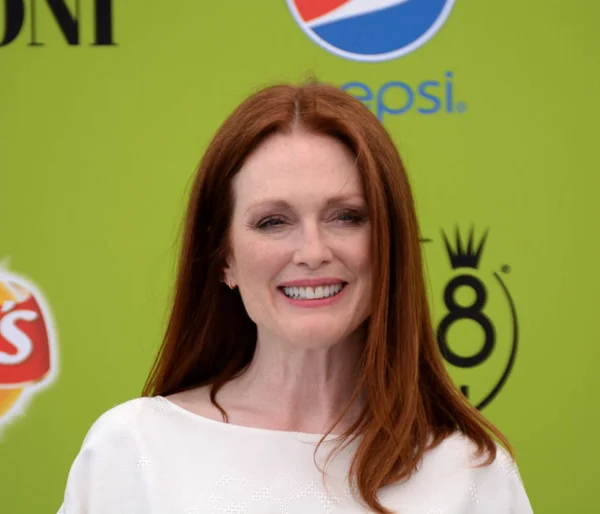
[282,327,349,350]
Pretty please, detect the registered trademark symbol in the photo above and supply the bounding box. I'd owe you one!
[501,265,511,273]
[456,102,467,113]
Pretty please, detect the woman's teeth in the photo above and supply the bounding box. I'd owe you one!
[281,284,344,300]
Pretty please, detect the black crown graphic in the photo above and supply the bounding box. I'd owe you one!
[442,227,488,269]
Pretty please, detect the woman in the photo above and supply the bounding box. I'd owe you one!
[57,82,533,514]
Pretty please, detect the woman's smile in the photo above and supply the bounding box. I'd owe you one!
[278,282,349,307]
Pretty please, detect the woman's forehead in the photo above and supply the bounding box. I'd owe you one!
[232,132,363,203]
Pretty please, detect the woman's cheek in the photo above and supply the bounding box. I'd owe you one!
[239,237,286,275]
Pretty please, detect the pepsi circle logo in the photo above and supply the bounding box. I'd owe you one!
[286,0,456,62]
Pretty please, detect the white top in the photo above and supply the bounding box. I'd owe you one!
[57,396,534,514]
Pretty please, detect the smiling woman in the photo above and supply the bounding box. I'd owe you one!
[56,82,533,514]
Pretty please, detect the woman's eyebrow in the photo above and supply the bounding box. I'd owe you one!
[245,194,365,215]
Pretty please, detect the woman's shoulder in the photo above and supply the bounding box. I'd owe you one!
[78,396,166,447]
[422,431,519,476]
[378,432,533,512]
[58,397,173,513]
[415,432,531,508]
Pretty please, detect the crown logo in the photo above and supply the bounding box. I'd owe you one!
[442,227,488,269]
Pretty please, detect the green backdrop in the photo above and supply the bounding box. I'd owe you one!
[1,1,598,512]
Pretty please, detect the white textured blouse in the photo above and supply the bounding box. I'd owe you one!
[57,396,534,514]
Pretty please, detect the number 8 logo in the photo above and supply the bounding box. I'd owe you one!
[437,274,495,368]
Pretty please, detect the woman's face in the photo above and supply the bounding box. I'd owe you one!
[224,130,372,349]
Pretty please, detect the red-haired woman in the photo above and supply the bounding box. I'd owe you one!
[58,83,533,514]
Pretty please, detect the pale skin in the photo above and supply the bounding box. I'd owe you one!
[168,130,372,435]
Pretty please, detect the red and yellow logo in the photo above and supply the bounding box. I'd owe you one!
[0,267,57,430]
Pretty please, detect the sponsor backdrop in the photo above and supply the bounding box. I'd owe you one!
[1,1,598,512]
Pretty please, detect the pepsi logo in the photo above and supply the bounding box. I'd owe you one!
[287,0,456,62]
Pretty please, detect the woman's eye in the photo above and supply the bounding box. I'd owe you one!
[256,211,367,230]
[336,210,367,225]
[257,217,284,230]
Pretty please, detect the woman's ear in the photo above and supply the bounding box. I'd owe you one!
[222,261,237,290]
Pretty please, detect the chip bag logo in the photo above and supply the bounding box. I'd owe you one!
[0,267,57,431]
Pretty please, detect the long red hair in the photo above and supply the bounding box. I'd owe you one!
[143,82,512,514]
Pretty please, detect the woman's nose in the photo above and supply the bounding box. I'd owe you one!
[292,223,333,269]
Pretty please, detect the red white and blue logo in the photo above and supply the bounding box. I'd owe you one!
[286,0,456,62]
